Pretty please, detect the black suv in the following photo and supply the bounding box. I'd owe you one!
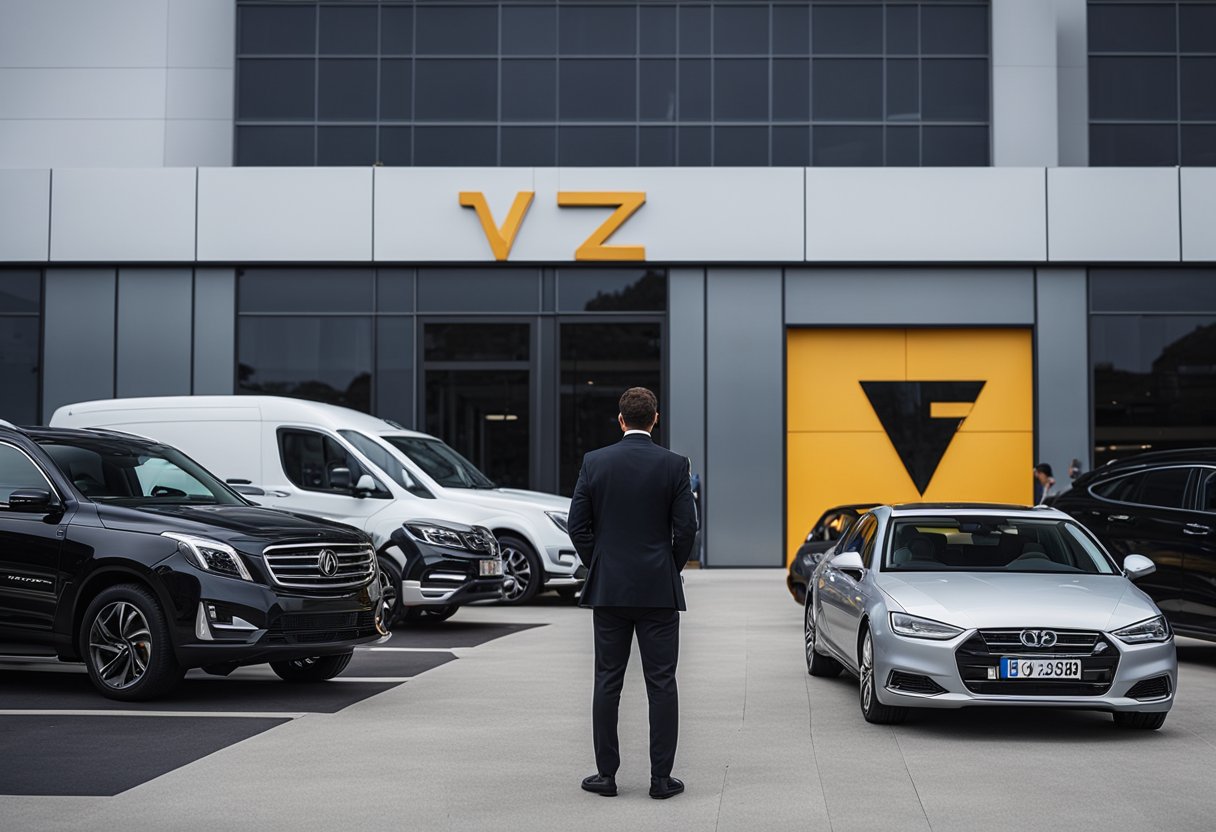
[0,422,385,700]
[1049,449,1216,641]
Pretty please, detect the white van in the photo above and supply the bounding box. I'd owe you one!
[51,396,584,611]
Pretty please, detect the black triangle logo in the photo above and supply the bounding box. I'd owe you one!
[860,381,986,495]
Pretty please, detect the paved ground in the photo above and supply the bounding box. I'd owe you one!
[2,570,1215,831]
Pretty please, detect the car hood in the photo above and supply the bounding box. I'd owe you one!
[436,487,571,514]
[95,503,366,548]
[875,572,1160,632]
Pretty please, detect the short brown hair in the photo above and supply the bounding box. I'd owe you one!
[619,387,658,430]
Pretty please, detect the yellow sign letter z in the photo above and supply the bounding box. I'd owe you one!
[556,192,646,261]
[458,191,535,261]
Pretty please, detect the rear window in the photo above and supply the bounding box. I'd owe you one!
[883,517,1117,574]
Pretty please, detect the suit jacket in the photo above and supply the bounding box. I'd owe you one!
[567,433,699,610]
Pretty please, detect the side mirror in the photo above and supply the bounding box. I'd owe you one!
[6,488,58,514]
[353,474,377,496]
[329,466,352,490]
[1123,553,1156,581]
[831,550,866,579]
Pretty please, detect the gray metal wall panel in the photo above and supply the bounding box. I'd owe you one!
[0,169,50,261]
[1181,169,1216,262]
[992,0,1058,166]
[705,268,784,567]
[0,68,166,119]
[167,0,235,70]
[42,269,116,415]
[1035,268,1090,478]
[192,269,235,394]
[0,0,169,68]
[784,269,1036,326]
[667,268,706,480]
[1056,0,1089,167]
[1047,168,1180,262]
[116,269,193,397]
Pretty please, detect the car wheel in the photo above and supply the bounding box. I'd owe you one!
[805,599,842,678]
[399,605,459,625]
[81,583,184,701]
[270,651,353,682]
[859,629,908,725]
[377,557,403,628]
[1113,711,1167,730]
[499,535,542,604]
[788,576,806,605]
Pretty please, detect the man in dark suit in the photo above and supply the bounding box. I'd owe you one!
[567,387,699,800]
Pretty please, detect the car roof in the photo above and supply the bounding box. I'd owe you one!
[1092,448,1216,471]
[888,502,1067,519]
[14,425,161,445]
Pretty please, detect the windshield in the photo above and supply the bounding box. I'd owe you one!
[38,436,244,507]
[883,517,1117,574]
[337,430,434,498]
[381,436,495,489]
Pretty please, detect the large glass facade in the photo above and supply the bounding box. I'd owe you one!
[0,271,41,425]
[235,0,992,167]
[1091,270,1216,464]
[1089,1,1216,165]
[236,267,666,493]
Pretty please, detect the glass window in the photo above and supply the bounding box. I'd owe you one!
[380,59,411,120]
[715,126,768,165]
[813,125,883,165]
[238,4,315,55]
[560,5,636,54]
[921,58,989,121]
[886,59,920,120]
[0,271,40,315]
[1091,270,1216,313]
[376,316,413,424]
[379,126,411,165]
[380,6,412,55]
[559,322,661,492]
[773,5,810,55]
[238,317,373,412]
[503,60,557,121]
[377,270,414,313]
[418,271,539,314]
[503,5,556,55]
[1091,473,1143,503]
[773,60,810,121]
[715,59,768,120]
[1180,5,1216,53]
[714,5,768,55]
[1181,58,1216,120]
[236,126,314,165]
[416,5,497,55]
[559,126,636,166]
[922,125,989,166]
[40,438,243,505]
[318,59,377,120]
[1090,124,1179,166]
[1201,471,1216,513]
[559,59,636,120]
[1182,125,1216,165]
[237,59,315,119]
[886,5,918,54]
[278,429,384,494]
[239,269,373,314]
[773,125,810,165]
[640,126,676,165]
[641,5,677,55]
[640,60,677,121]
[0,444,49,504]
[319,5,378,55]
[884,518,1116,574]
[338,430,433,497]
[381,435,495,489]
[679,5,711,55]
[414,126,497,165]
[502,126,557,166]
[1090,57,1177,120]
[423,322,530,363]
[813,59,882,120]
[1088,3,1176,53]
[920,4,989,55]
[1137,467,1191,509]
[557,269,667,312]
[678,126,711,165]
[886,125,920,166]
[415,59,497,121]
[317,126,376,166]
[812,4,882,54]
[679,59,711,120]
[425,369,530,487]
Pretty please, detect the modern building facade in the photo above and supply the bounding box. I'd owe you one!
[1,0,1214,567]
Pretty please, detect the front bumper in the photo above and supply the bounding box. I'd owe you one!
[872,624,1177,713]
[542,545,586,586]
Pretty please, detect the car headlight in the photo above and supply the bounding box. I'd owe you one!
[546,511,569,533]
[405,523,472,551]
[1111,615,1171,644]
[890,612,964,640]
[163,532,252,581]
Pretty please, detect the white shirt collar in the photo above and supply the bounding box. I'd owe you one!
[623,429,652,438]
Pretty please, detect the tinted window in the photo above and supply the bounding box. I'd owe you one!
[239,269,373,314]
[338,431,433,497]
[317,126,376,166]
[557,269,666,312]
[0,271,41,426]
[560,5,635,54]
[715,60,768,120]
[417,270,539,314]
[415,60,497,120]
[423,322,530,362]
[278,429,384,495]
[382,435,495,489]
[503,5,556,55]
[237,59,315,119]
[238,4,315,54]
[560,60,636,120]
[1137,468,1191,509]
[0,444,49,504]
[715,5,768,55]
[319,5,377,55]
[416,6,497,55]
[238,317,373,412]
[1202,471,1216,513]
[885,518,1116,574]
[1091,474,1143,503]
[319,60,377,120]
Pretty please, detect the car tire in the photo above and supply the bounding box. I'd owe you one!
[80,583,184,702]
[789,577,807,606]
[270,651,354,682]
[1113,711,1167,730]
[499,534,542,605]
[859,628,908,725]
[377,556,403,628]
[805,598,842,678]
[399,605,459,625]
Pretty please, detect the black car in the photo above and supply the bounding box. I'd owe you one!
[786,504,877,604]
[0,422,385,700]
[1049,449,1216,641]
[378,519,505,625]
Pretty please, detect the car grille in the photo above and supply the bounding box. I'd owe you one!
[261,543,376,589]
[888,670,947,695]
[262,610,378,645]
[955,629,1119,696]
[1126,675,1172,701]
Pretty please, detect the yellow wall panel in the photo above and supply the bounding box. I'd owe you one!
[786,328,906,433]
[905,328,1033,432]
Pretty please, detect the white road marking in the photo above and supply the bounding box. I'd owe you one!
[330,677,412,683]
[0,709,307,719]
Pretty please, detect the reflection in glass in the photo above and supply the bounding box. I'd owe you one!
[423,323,530,363]
[557,270,667,312]
[425,370,530,488]
[560,322,662,494]
[239,269,373,314]
[238,317,373,412]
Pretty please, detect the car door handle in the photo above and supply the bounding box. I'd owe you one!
[1183,524,1212,536]
[267,490,291,498]
[1107,514,1132,523]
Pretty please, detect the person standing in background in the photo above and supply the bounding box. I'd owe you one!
[1034,463,1057,505]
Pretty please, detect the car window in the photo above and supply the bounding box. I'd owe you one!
[338,430,434,499]
[884,516,1116,574]
[1201,470,1216,513]
[1136,467,1191,510]
[839,514,876,558]
[381,435,496,489]
[0,443,53,505]
[277,429,388,497]
[1090,473,1142,503]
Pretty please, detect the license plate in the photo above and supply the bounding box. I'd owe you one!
[999,658,1082,680]
[479,559,503,577]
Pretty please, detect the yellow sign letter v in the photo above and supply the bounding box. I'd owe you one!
[458,191,535,261]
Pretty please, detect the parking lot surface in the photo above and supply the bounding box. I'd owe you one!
[2,570,1214,831]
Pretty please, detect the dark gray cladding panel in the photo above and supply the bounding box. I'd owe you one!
[42,269,116,416]
[117,268,193,397]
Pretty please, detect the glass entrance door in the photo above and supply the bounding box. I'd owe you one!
[421,321,533,489]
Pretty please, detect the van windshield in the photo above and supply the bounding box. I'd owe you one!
[381,436,496,489]
[38,436,244,506]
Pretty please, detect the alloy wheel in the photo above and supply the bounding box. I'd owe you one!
[378,568,398,624]
[804,604,816,667]
[860,632,875,713]
[501,545,532,602]
[88,601,153,690]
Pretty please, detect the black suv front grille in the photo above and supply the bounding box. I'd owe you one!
[1126,675,1172,701]
[262,610,378,645]
[955,629,1119,696]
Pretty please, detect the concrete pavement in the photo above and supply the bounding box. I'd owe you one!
[2,569,1215,831]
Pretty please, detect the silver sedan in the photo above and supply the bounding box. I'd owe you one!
[804,503,1177,729]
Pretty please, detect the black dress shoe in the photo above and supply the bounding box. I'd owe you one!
[581,774,618,797]
[649,776,684,799]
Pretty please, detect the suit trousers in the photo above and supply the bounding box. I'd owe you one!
[592,606,680,779]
